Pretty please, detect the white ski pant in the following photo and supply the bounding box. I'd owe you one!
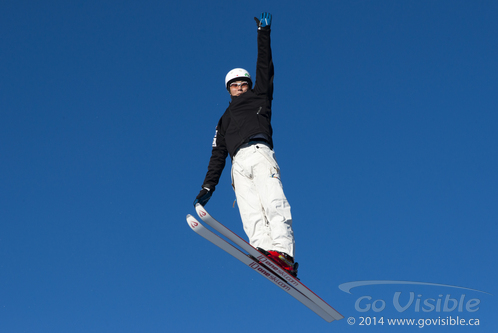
[231,142,295,257]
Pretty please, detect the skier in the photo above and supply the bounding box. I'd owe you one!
[194,13,297,277]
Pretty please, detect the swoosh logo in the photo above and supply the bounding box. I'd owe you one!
[338,280,492,295]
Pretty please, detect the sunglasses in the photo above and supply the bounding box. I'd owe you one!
[230,81,250,88]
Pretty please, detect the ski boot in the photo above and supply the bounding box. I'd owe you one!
[258,248,299,278]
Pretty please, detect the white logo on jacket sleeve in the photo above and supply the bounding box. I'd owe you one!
[212,127,218,147]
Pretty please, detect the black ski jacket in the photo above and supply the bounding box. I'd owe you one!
[201,28,274,191]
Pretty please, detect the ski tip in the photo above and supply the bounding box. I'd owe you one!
[186,214,202,231]
[195,204,209,219]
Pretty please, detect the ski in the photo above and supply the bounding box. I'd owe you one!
[186,214,335,322]
[194,204,343,322]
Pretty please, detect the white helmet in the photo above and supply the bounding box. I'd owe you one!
[225,68,252,90]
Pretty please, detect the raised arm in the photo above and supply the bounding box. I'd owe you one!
[253,12,274,100]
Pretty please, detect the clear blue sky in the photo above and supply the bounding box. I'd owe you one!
[1,1,496,332]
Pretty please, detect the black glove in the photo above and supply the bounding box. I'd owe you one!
[194,187,214,207]
[254,12,272,30]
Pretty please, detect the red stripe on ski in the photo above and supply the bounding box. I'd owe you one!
[186,214,335,322]
[194,204,343,321]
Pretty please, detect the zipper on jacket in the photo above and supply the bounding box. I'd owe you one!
[257,106,262,114]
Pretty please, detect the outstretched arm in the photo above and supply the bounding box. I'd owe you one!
[253,12,274,99]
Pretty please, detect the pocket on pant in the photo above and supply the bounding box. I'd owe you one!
[231,160,250,190]
[230,163,237,191]
[231,164,235,190]
[270,165,281,181]
[257,147,281,179]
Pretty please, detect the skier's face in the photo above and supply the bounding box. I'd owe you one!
[229,81,250,96]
